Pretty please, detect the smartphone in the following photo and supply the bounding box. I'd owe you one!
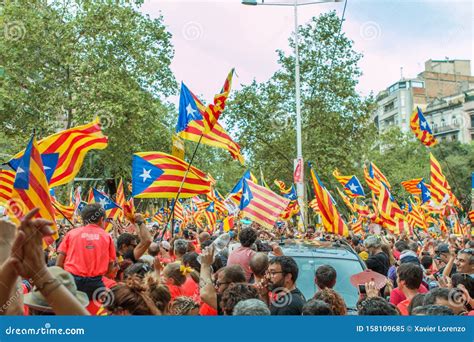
[358,284,366,294]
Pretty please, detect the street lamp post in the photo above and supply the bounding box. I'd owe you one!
[242,0,341,227]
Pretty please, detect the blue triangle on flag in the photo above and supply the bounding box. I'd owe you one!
[176,82,203,133]
[132,155,164,197]
[345,176,365,197]
[206,201,215,213]
[93,189,119,211]
[239,179,253,210]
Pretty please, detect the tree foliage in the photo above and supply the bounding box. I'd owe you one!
[225,12,376,194]
[1,0,176,180]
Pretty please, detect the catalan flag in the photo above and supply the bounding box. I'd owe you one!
[239,179,290,230]
[309,164,348,237]
[274,180,291,194]
[350,216,363,235]
[410,107,437,147]
[176,73,243,164]
[116,178,126,220]
[336,187,355,212]
[333,170,365,198]
[170,199,185,223]
[418,180,431,204]
[228,170,259,204]
[50,194,75,221]
[429,153,451,206]
[280,201,300,221]
[10,135,58,246]
[0,169,14,203]
[353,201,371,217]
[204,202,217,231]
[87,188,94,203]
[401,178,424,195]
[469,210,474,224]
[309,198,319,213]
[406,200,427,231]
[123,197,135,223]
[8,119,108,187]
[93,189,121,232]
[132,152,211,199]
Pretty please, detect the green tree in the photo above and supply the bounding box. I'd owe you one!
[1,0,176,180]
[225,12,375,193]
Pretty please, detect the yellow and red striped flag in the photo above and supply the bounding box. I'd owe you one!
[9,136,58,246]
[309,165,348,237]
[309,198,319,213]
[176,70,243,164]
[401,178,424,195]
[350,216,363,235]
[9,119,108,187]
[336,187,355,212]
[406,201,427,231]
[468,210,474,224]
[354,201,371,217]
[410,107,437,147]
[239,179,290,230]
[132,152,211,199]
[116,178,126,220]
[429,153,451,206]
[51,196,75,221]
[0,169,14,203]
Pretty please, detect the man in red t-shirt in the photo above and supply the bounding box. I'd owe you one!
[395,263,423,315]
[56,203,116,301]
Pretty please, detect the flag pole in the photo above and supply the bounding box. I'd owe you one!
[51,201,75,227]
[160,134,204,240]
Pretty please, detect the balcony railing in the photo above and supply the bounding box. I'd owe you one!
[433,122,461,134]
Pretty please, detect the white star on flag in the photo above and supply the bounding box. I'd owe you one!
[17,166,25,173]
[348,183,359,193]
[243,190,250,202]
[186,103,197,116]
[140,168,152,182]
[420,120,427,129]
[99,197,109,207]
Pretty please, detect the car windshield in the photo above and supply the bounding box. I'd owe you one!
[292,256,363,310]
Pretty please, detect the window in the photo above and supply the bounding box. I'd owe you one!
[471,133,474,141]
[399,82,407,89]
[471,115,474,128]
[441,119,446,127]
[411,81,424,88]
[384,101,395,113]
[452,116,458,126]
[451,134,457,141]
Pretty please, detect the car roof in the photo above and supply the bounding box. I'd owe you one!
[278,240,361,261]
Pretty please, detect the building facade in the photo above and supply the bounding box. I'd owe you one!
[373,59,474,143]
[423,90,474,144]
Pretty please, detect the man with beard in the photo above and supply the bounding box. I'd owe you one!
[260,256,306,315]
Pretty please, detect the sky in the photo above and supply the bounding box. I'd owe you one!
[141,0,473,103]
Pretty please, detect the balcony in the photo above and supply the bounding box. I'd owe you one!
[433,122,461,134]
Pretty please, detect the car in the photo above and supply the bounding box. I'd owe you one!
[276,239,367,313]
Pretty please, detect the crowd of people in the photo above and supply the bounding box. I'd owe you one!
[0,203,473,316]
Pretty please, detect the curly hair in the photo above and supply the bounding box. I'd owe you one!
[358,297,399,315]
[105,275,160,315]
[145,275,171,314]
[238,227,257,248]
[170,296,200,315]
[220,283,260,316]
[312,288,347,315]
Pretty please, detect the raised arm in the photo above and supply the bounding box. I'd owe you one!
[133,214,152,261]
[199,246,217,310]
